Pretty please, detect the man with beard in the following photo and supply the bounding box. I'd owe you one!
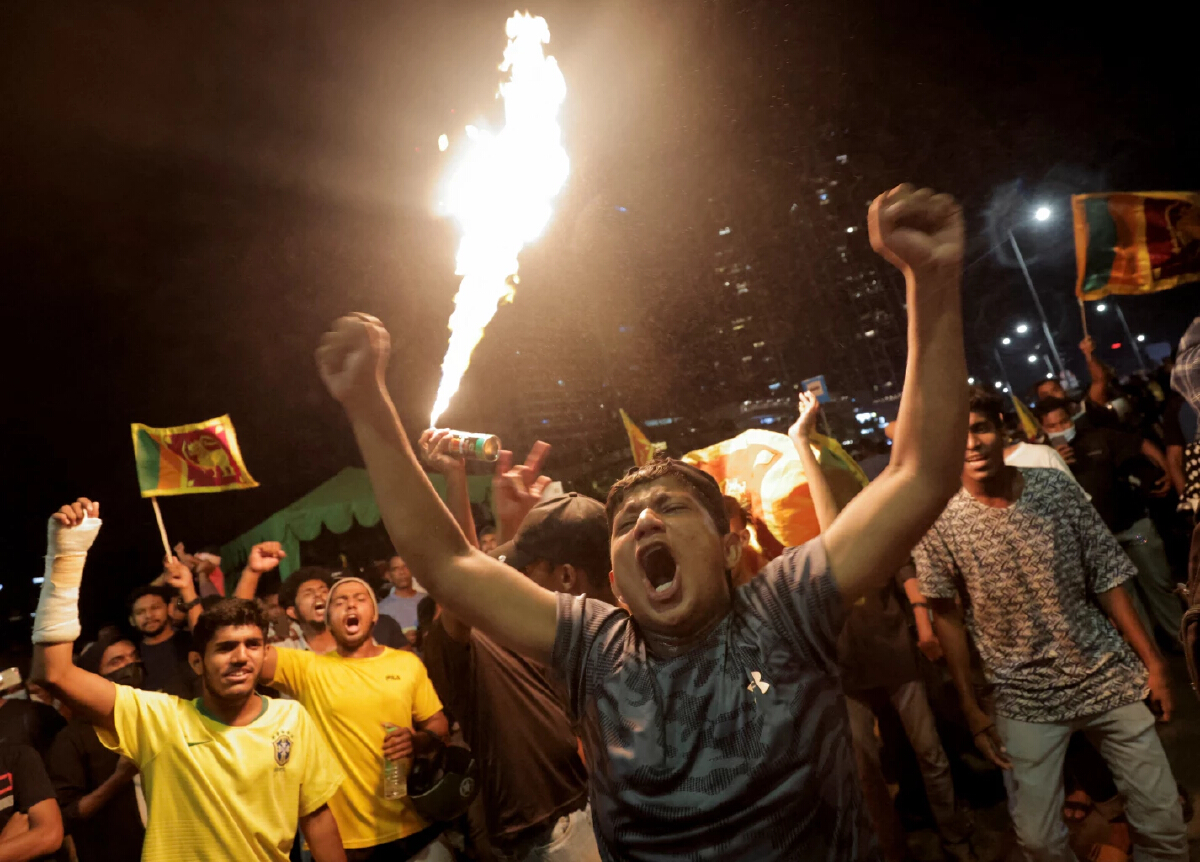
[46,631,145,862]
[127,581,199,698]
[262,577,450,860]
[916,390,1186,861]
[316,184,969,860]
[31,499,347,862]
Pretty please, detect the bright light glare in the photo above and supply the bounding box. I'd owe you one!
[1002,337,1012,345]
[429,13,569,426]
[1016,323,1029,334]
[1046,373,1054,379]
[1027,355,1038,363]
[968,377,975,385]
[1137,334,1145,342]
[438,134,449,152]
[1096,303,1107,312]
[994,381,1003,389]
[1034,206,1051,222]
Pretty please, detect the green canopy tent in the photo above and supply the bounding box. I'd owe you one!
[220,467,493,580]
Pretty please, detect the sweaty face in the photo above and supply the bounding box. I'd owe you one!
[963,412,1004,484]
[609,477,739,639]
[131,595,169,638]
[328,583,377,650]
[386,557,412,591]
[290,579,329,627]
[196,625,264,701]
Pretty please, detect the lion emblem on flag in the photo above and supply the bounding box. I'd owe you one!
[273,731,293,767]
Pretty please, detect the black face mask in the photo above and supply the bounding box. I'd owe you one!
[103,662,145,689]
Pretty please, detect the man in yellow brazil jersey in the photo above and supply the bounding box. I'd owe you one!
[261,574,450,861]
[30,498,347,862]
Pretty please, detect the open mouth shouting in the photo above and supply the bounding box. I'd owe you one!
[311,599,327,621]
[637,540,680,605]
[342,610,363,637]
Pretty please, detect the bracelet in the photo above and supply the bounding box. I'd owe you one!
[178,596,202,612]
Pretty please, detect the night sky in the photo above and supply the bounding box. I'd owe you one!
[1,0,1194,643]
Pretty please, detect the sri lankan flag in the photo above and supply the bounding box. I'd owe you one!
[131,415,258,497]
[1012,395,1041,441]
[619,409,657,467]
[683,429,867,549]
[1073,192,1200,300]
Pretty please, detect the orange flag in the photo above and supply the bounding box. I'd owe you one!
[619,409,656,467]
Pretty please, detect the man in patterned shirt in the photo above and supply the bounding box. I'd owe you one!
[915,388,1186,862]
[317,183,970,860]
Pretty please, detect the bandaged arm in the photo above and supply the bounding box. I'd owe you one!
[31,505,118,733]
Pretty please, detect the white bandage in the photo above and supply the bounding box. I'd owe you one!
[32,516,101,644]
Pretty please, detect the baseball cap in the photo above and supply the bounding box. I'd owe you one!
[492,492,610,578]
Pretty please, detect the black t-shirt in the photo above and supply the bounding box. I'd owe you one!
[47,719,144,862]
[372,614,409,651]
[0,699,66,756]
[1069,421,1147,534]
[0,743,57,837]
[423,620,588,846]
[139,631,200,698]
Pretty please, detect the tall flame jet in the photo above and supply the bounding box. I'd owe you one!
[429,12,569,426]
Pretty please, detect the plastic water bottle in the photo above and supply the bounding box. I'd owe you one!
[383,724,408,799]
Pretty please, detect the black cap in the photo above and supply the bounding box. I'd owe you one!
[492,492,610,577]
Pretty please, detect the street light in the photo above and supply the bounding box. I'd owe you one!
[1096,303,1108,312]
[1007,214,1066,376]
[968,377,975,385]
[1015,323,1029,334]
[994,381,1003,389]
[1137,334,1145,342]
[1027,355,1038,363]
[1002,337,1012,345]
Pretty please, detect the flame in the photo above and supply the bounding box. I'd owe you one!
[428,12,569,427]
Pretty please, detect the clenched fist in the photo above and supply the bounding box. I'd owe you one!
[316,314,391,408]
[246,541,286,575]
[868,185,963,281]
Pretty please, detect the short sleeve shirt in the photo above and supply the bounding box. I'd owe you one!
[914,468,1146,722]
[0,743,56,835]
[96,687,343,862]
[551,539,878,862]
[271,647,443,849]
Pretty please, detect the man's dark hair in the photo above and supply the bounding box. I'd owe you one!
[1033,396,1073,423]
[256,570,283,601]
[417,595,437,630]
[192,598,268,655]
[606,458,730,537]
[126,584,174,614]
[479,524,497,537]
[277,566,335,611]
[967,387,1005,431]
[78,630,138,675]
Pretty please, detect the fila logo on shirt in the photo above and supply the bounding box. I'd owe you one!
[747,671,770,695]
[273,731,293,768]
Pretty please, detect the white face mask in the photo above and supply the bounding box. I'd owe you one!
[1050,425,1076,445]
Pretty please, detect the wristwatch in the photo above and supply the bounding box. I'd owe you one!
[178,596,202,612]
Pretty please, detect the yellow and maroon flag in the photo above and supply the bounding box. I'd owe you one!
[131,415,258,497]
[1073,192,1200,300]
[619,409,657,467]
[1012,395,1041,441]
[683,429,867,549]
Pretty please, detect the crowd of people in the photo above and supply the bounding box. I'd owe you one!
[2,184,1199,862]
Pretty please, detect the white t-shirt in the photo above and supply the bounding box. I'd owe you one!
[1004,442,1089,497]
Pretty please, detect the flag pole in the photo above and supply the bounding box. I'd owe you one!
[1078,297,1089,339]
[149,498,172,559]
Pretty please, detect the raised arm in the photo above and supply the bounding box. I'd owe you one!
[232,542,287,601]
[315,314,558,663]
[162,557,202,631]
[29,500,118,734]
[822,186,967,604]
[418,430,479,548]
[1080,336,1112,408]
[788,391,839,533]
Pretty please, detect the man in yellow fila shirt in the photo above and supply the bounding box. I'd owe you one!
[30,498,347,862]
[262,575,450,861]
